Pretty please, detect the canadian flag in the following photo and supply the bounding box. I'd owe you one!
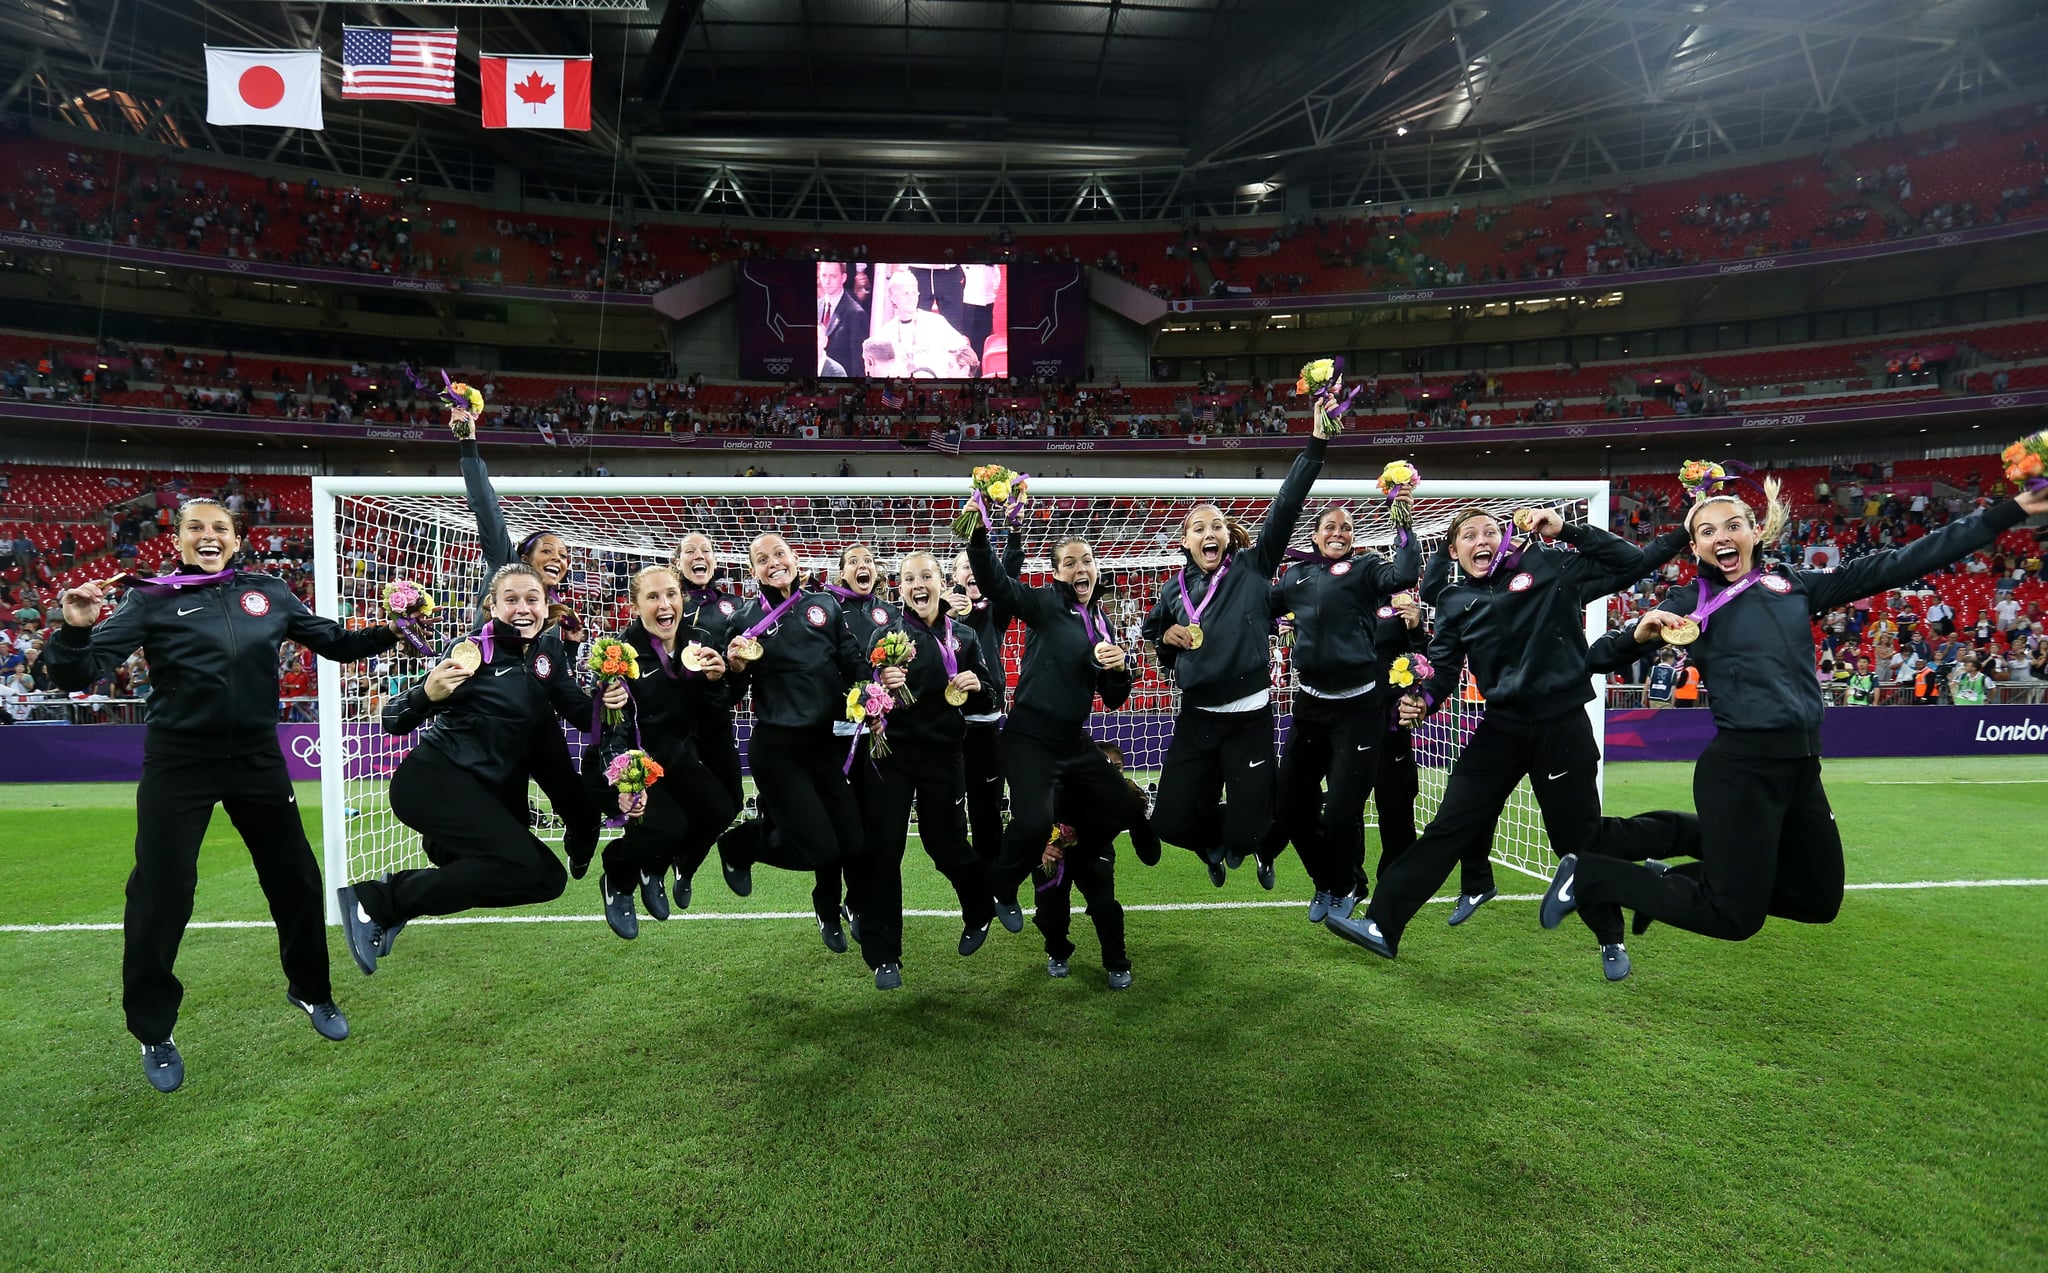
[204,47,324,129]
[480,55,592,130]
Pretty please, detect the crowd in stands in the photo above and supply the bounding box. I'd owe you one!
[10,100,2048,303]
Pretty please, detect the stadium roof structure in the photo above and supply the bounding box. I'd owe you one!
[4,0,2047,222]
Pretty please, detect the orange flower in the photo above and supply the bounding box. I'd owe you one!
[2020,452,2045,478]
[1294,376,1310,395]
[869,647,888,666]
[644,758,665,781]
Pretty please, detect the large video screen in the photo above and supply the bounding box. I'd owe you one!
[738,260,1085,381]
[816,262,1004,379]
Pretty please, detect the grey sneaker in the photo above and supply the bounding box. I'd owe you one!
[141,1038,184,1093]
[1602,943,1632,982]
[1324,912,1395,959]
[639,870,671,922]
[874,962,902,990]
[1447,887,1499,927]
[1307,890,1334,923]
[600,876,639,941]
[1047,957,1070,979]
[286,994,349,1041]
[337,885,382,976]
[1107,968,1133,991]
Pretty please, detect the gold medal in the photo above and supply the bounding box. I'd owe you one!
[448,639,483,672]
[680,642,709,672]
[1186,622,1205,650]
[1093,641,1121,668]
[733,636,765,662]
[1661,617,1700,646]
[1513,509,1539,532]
[1391,593,1414,609]
[945,684,970,707]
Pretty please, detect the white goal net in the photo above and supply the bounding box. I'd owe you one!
[312,475,1610,918]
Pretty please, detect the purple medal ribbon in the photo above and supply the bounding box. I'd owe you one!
[1073,602,1105,647]
[109,567,237,594]
[648,634,696,681]
[470,624,496,665]
[1176,555,1231,631]
[824,583,868,604]
[739,589,805,644]
[907,611,959,681]
[1686,567,1765,633]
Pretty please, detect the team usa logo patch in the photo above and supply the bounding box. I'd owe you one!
[532,653,553,679]
[1761,575,1793,593]
[871,606,890,626]
[805,604,829,627]
[1330,561,1352,576]
[239,591,270,616]
[718,599,736,616]
[1508,572,1535,592]
[1377,605,1397,618]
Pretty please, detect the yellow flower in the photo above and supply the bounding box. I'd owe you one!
[1304,358,1335,384]
[987,481,1011,502]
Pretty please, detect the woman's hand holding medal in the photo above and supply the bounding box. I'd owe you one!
[424,656,474,702]
[1093,641,1126,670]
[1514,507,1565,537]
[60,582,109,628]
[1160,623,1197,650]
[1633,609,1694,645]
[946,670,981,705]
[681,643,725,680]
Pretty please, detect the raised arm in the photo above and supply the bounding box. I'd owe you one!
[283,592,401,663]
[1578,525,1691,606]
[43,590,149,691]
[968,522,1056,627]
[1802,498,2032,613]
[1554,519,1664,590]
[1248,434,1329,576]
[1363,529,1423,597]
[460,438,516,575]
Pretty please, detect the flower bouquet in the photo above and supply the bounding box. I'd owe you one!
[2002,429,2048,493]
[1377,459,1421,530]
[846,681,897,759]
[382,579,438,657]
[1295,356,1363,436]
[869,630,919,704]
[1678,459,1727,502]
[1035,823,1078,893]
[950,464,1032,538]
[604,749,664,824]
[1387,652,1434,690]
[585,635,641,725]
[1275,611,1296,649]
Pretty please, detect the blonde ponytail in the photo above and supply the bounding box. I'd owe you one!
[1756,476,1789,546]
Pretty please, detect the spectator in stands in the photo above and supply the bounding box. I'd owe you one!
[1950,654,1989,705]
[1845,657,1876,705]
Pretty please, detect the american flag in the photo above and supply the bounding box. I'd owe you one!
[928,430,961,455]
[879,386,903,409]
[341,27,458,103]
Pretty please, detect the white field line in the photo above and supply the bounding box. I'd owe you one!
[1867,780,2048,785]
[4,879,2045,934]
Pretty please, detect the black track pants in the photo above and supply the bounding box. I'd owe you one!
[852,740,993,968]
[124,744,329,1044]
[1150,704,1277,867]
[364,746,566,924]
[990,720,1134,906]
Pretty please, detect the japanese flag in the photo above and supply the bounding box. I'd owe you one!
[481,55,592,130]
[205,47,324,129]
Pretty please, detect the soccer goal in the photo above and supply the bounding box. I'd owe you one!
[311,475,1611,920]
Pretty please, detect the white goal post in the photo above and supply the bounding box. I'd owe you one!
[312,475,1612,922]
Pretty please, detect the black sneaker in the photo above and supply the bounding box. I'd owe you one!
[286,993,349,1041]
[336,885,382,976]
[873,962,903,991]
[600,876,639,940]
[959,921,991,956]
[1223,846,1246,871]
[1539,855,1579,930]
[993,899,1025,934]
[1107,968,1133,991]
[1324,912,1396,959]
[640,871,672,922]
[1206,860,1226,888]
[1255,855,1276,891]
[1447,887,1499,927]
[840,903,863,946]
[140,1038,184,1093]
[717,822,757,897]
[1047,957,1069,979]
[818,915,848,953]
[563,824,598,881]
[671,867,693,912]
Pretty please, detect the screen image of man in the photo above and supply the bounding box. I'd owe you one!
[863,267,975,378]
[817,261,867,377]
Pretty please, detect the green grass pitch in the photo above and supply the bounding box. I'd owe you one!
[1,758,2043,1272]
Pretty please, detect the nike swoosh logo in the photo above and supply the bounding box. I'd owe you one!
[177,606,203,616]
[1357,744,1374,751]
[983,777,1001,784]
[1248,759,1266,768]
[1547,770,1569,780]
[1557,875,1574,904]
[495,667,516,676]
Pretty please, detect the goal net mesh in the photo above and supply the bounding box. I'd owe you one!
[316,478,1603,893]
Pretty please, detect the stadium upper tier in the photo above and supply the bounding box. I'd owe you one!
[8,101,2048,302]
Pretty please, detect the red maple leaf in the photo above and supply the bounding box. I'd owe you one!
[513,70,556,110]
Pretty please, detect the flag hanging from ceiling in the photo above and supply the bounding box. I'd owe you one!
[204,47,323,128]
[341,27,458,104]
[480,55,592,130]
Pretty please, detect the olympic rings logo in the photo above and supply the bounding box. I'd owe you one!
[289,733,365,769]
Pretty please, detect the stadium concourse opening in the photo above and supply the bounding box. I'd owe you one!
[1,0,2046,1266]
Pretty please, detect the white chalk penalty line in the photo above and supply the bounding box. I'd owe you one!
[4,879,2045,934]
[1868,780,2048,785]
